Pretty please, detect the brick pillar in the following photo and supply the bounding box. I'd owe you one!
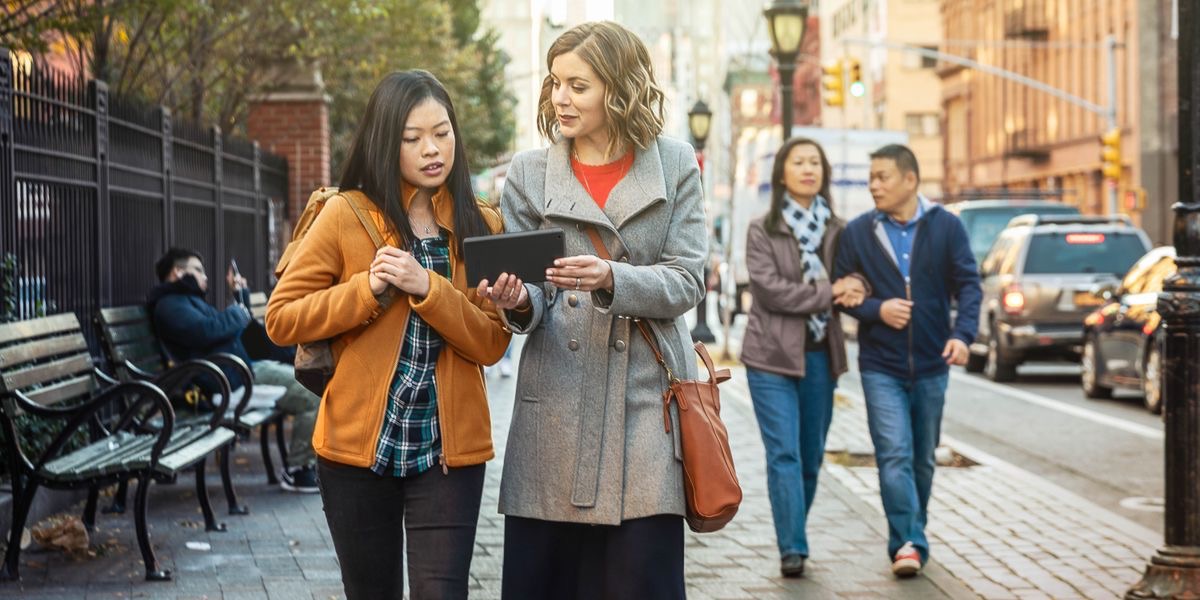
[246,60,331,222]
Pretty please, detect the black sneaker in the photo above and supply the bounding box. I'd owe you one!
[279,465,319,494]
[781,554,805,578]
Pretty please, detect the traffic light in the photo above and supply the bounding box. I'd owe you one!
[847,59,865,97]
[822,60,844,107]
[1100,128,1121,180]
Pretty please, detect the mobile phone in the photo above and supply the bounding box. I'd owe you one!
[229,258,241,277]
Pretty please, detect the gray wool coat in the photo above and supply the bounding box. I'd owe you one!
[497,135,708,525]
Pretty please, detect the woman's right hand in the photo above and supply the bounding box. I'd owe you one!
[477,272,529,311]
[368,271,388,295]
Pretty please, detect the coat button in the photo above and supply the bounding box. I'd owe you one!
[568,294,579,307]
[614,340,626,352]
[568,339,580,351]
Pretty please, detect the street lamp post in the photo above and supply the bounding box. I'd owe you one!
[1126,1,1200,598]
[763,0,809,141]
[688,99,716,344]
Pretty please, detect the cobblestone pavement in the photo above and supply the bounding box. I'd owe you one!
[825,371,1160,600]
[0,349,1161,599]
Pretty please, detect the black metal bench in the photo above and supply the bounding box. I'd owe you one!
[0,314,236,582]
[96,305,288,495]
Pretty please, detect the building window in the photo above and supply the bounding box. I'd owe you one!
[906,113,941,137]
[921,46,938,69]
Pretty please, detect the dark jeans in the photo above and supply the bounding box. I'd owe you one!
[317,458,486,600]
[501,514,686,600]
[745,352,835,559]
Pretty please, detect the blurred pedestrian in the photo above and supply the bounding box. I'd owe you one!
[832,144,982,577]
[482,20,707,600]
[741,137,868,577]
[265,70,511,599]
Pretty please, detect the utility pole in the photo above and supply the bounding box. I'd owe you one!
[1125,1,1200,596]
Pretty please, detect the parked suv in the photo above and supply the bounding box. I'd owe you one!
[1080,246,1175,412]
[944,199,1081,266]
[966,215,1151,381]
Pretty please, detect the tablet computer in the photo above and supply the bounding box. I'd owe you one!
[463,228,565,285]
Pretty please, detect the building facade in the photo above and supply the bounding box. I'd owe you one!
[821,0,946,199]
[940,0,1176,243]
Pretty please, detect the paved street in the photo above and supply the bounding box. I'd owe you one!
[0,333,1166,599]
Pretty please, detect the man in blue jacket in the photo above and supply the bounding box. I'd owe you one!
[834,145,982,577]
[147,248,320,493]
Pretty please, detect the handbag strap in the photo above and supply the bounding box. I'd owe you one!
[584,226,678,382]
[584,225,731,389]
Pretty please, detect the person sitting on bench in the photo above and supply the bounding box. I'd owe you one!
[147,248,320,493]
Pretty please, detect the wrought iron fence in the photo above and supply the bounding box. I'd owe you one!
[0,48,288,352]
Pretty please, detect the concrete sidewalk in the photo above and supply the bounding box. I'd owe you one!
[0,347,1160,599]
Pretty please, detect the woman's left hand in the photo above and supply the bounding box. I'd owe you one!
[371,246,431,297]
[546,255,613,292]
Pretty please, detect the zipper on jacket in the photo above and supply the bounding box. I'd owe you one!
[869,220,917,379]
[906,278,915,378]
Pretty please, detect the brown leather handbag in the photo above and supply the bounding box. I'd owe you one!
[585,227,742,533]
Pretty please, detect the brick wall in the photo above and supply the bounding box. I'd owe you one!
[247,98,331,221]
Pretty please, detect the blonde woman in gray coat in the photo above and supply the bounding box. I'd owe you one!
[480,21,706,600]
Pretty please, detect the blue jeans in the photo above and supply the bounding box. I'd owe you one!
[745,352,835,558]
[859,370,949,563]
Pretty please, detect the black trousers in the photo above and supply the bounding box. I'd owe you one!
[501,514,686,600]
[317,458,486,600]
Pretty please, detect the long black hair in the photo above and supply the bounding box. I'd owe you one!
[764,136,836,234]
[338,70,487,253]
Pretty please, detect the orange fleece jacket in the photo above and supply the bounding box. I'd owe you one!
[266,188,510,468]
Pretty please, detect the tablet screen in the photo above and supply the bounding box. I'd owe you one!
[463,229,565,285]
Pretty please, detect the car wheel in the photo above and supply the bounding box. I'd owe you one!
[984,325,1017,382]
[1081,335,1113,399]
[1142,342,1163,414]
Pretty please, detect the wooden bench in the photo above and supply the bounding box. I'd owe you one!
[97,304,288,489]
[0,314,236,582]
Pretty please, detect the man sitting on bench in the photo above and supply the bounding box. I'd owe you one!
[148,248,320,493]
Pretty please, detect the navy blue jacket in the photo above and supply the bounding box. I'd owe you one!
[146,276,253,391]
[833,201,982,380]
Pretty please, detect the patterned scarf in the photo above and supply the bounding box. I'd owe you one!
[780,194,831,342]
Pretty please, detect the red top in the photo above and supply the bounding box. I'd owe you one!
[571,151,635,209]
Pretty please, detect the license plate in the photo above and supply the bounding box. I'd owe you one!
[1074,291,1104,307]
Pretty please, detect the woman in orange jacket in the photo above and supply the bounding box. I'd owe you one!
[266,70,511,600]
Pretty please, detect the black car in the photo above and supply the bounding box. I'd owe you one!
[1081,246,1176,413]
[967,215,1151,381]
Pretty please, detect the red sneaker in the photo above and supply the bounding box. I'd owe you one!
[891,542,921,577]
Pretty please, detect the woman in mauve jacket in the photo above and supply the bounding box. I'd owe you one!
[741,136,867,578]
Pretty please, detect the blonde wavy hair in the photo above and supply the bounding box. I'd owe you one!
[536,21,666,158]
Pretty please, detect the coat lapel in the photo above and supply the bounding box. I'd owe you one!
[604,138,667,229]
[542,139,614,231]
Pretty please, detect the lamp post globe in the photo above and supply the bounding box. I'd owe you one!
[763,0,809,140]
[688,99,713,151]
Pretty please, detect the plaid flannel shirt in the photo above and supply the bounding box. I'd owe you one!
[371,235,451,477]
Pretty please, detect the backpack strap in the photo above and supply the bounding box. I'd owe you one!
[340,191,387,249]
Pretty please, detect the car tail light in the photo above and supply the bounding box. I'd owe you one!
[1065,233,1105,245]
[1003,288,1025,315]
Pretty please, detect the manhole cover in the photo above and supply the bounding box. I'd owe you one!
[1120,496,1165,512]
